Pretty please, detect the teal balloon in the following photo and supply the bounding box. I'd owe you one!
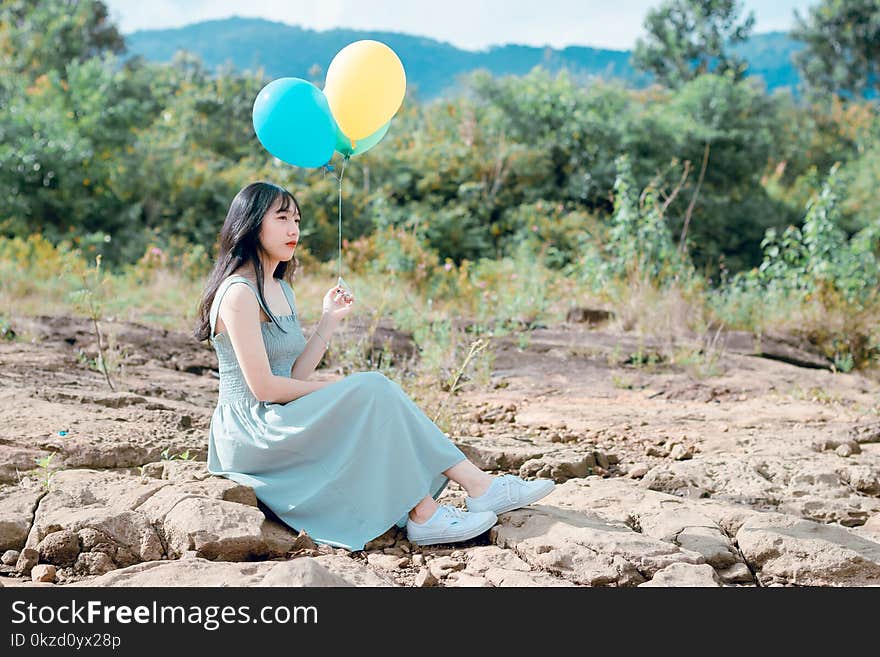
[253,78,336,168]
[335,120,391,157]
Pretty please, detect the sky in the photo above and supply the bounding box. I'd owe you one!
[104,0,817,51]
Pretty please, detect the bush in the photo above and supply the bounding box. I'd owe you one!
[716,165,880,369]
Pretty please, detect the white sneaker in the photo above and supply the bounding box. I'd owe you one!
[465,474,556,515]
[406,505,498,546]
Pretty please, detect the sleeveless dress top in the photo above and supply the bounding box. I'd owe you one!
[206,275,467,551]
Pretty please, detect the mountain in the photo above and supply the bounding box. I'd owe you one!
[123,17,803,99]
[730,31,805,93]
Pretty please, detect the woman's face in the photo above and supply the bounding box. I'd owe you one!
[259,194,301,262]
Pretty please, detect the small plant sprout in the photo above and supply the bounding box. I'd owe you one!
[66,253,118,391]
[33,453,58,490]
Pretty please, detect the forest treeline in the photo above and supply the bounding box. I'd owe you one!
[1,0,878,370]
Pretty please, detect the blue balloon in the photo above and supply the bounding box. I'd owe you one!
[252,78,336,168]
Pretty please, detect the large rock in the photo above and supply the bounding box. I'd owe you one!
[537,476,754,568]
[490,503,706,586]
[74,555,395,587]
[719,330,831,369]
[15,547,38,575]
[634,506,740,569]
[520,452,601,482]
[849,422,880,445]
[28,504,164,567]
[25,469,167,564]
[141,460,258,506]
[461,546,575,587]
[37,529,80,567]
[777,495,879,528]
[453,436,550,471]
[757,460,880,526]
[861,514,880,538]
[311,555,398,586]
[137,488,296,561]
[74,551,116,576]
[641,456,781,504]
[445,572,493,587]
[17,389,206,473]
[736,512,880,586]
[638,563,723,587]
[0,446,45,486]
[640,454,880,530]
[838,465,880,496]
[259,559,354,587]
[488,476,775,585]
[0,484,44,551]
[550,476,746,523]
[25,468,297,567]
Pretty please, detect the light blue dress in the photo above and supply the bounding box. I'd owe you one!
[206,275,467,551]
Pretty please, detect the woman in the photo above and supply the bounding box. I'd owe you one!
[193,181,555,551]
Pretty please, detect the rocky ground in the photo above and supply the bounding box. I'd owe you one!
[1,312,879,587]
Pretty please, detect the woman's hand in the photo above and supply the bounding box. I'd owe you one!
[321,285,355,322]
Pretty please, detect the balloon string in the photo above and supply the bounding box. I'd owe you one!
[337,155,349,282]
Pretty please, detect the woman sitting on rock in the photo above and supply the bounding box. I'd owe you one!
[193,181,555,551]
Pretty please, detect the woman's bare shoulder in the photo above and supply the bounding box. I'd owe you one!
[224,268,257,285]
[213,276,260,335]
[215,271,260,312]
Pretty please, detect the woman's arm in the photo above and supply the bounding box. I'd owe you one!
[290,284,353,381]
[219,283,326,403]
[263,375,331,402]
[290,312,340,380]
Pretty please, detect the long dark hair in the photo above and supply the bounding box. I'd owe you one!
[193,181,301,342]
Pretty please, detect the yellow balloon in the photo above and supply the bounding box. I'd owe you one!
[324,40,406,141]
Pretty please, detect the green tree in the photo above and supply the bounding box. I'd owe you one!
[0,1,145,262]
[0,0,124,80]
[632,0,755,88]
[603,155,689,282]
[0,52,164,251]
[791,0,880,101]
[662,73,797,271]
[467,68,634,209]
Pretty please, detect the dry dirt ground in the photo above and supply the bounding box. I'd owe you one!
[1,313,879,587]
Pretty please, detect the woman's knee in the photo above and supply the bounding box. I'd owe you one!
[355,371,392,387]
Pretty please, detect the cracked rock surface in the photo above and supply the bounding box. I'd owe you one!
[1,315,879,586]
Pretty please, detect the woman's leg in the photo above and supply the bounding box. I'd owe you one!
[443,458,494,497]
[408,495,440,523]
[408,458,495,523]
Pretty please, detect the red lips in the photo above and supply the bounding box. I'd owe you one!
[286,241,297,247]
